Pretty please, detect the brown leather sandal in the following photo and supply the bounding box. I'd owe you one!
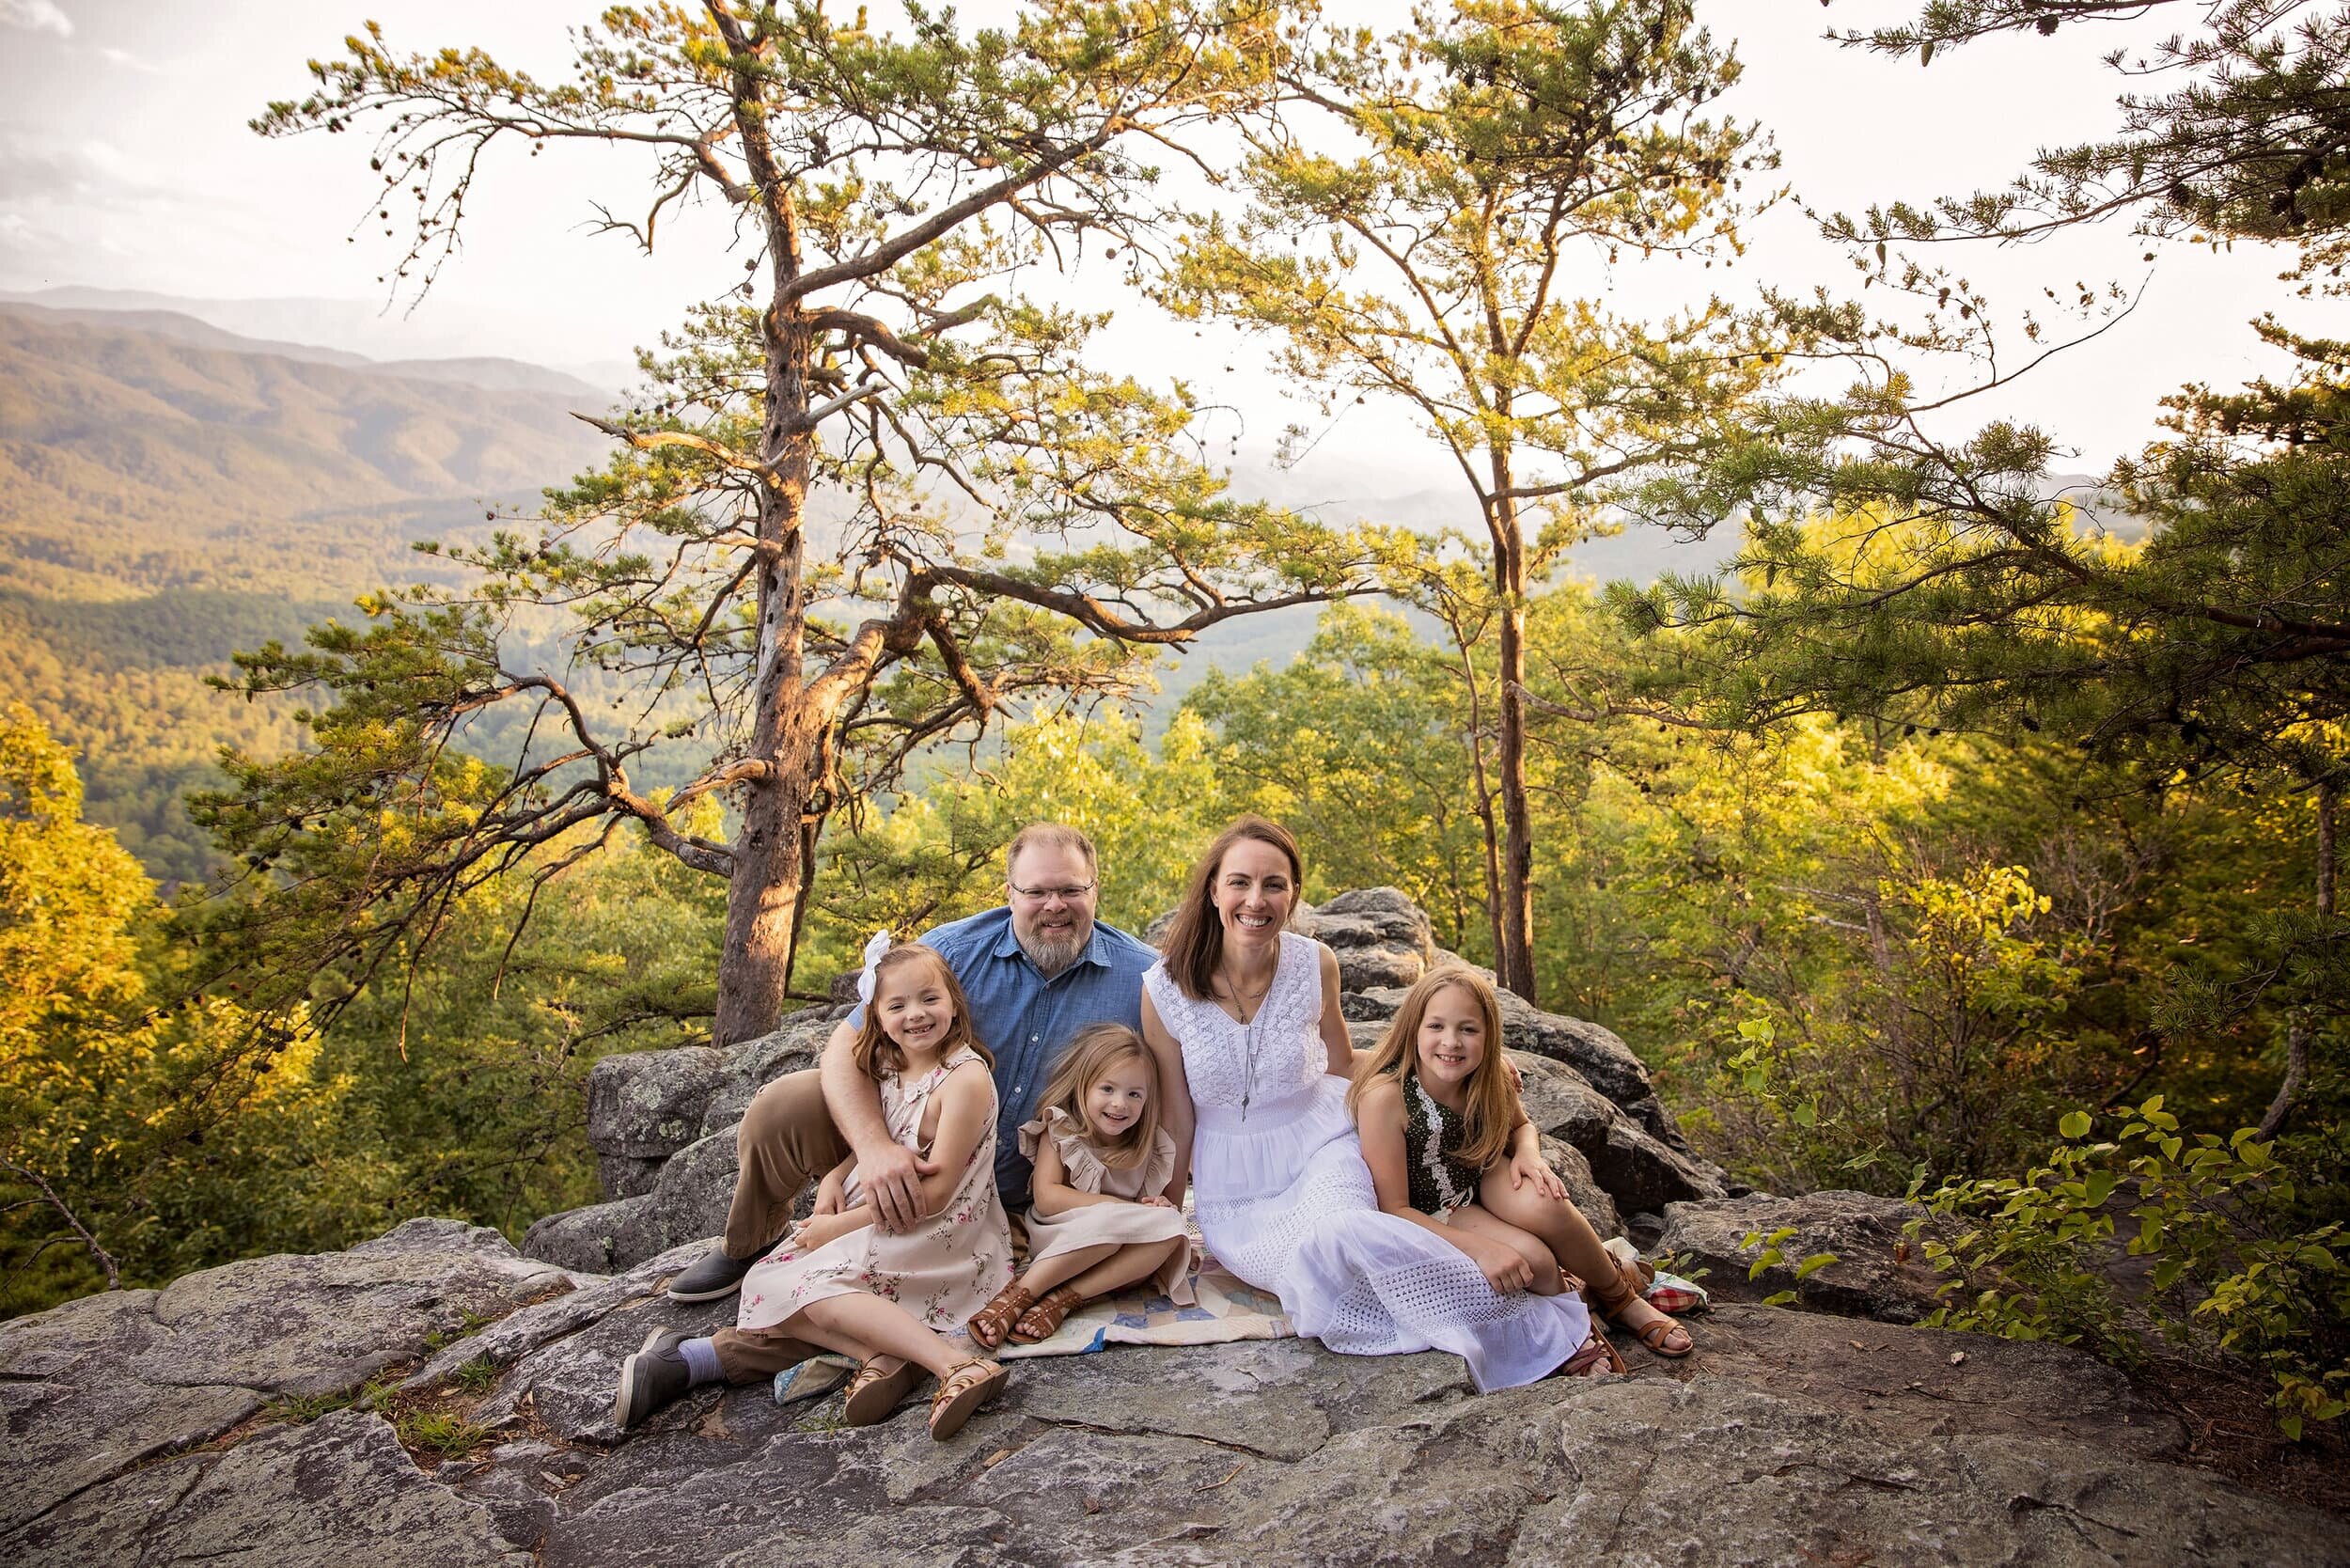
[927,1357,1007,1439]
[1554,1323,1626,1378]
[966,1281,1037,1350]
[843,1356,921,1425]
[1592,1257,1692,1358]
[1007,1283,1086,1344]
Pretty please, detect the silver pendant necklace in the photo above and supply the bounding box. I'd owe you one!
[1221,962,1273,1121]
[1240,1004,1261,1121]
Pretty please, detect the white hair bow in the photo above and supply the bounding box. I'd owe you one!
[854,929,893,1007]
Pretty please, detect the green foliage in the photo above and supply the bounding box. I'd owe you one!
[1907,1102,2350,1438]
[0,702,723,1317]
[1737,1223,1840,1308]
[397,1408,491,1459]
[450,1355,499,1396]
[807,710,1247,971]
[1826,1,2350,295]
[0,704,381,1309]
[1185,605,1495,952]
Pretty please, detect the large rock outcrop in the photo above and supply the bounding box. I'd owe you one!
[5,1219,2338,1566]
[526,889,1723,1273]
[1657,1189,1956,1325]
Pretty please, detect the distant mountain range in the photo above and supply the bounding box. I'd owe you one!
[0,287,2150,880]
[0,302,617,598]
[0,287,638,397]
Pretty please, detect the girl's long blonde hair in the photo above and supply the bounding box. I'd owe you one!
[852,943,992,1080]
[1033,1023,1163,1170]
[1347,966,1520,1173]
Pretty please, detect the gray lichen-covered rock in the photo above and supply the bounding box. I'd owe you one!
[521,1193,669,1275]
[593,1152,666,1200]
[587,1045,728,1163]
[5,1220,2340,1568]
[7,1408,530,1568]
[0,1221,572,1551]
[1298,886,1435,992]
[1513,1052,1724,1213]
[1658,1189,1952,1324]
[697,1004,840,1136]
[402,1240,703,1397]
[118,1220,570,1400]
[650,1124,744,1247]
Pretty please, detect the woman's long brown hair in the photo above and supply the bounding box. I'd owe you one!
[1347,967,1521,1174]
[851,943,992,1079]
[1159,815,1303,1000]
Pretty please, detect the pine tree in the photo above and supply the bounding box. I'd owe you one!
[1159,0,1791,999]
[213,2,1396,1043]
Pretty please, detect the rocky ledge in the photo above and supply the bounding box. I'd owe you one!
[5,1215,2342,1567]
[8,890,2338,1564]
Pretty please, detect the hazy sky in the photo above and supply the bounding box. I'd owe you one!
[3,0,2342,483]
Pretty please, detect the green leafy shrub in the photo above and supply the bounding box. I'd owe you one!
[1908,1100,2350,1437]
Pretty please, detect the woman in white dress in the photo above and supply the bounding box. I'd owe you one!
[1139,816,1595,1393]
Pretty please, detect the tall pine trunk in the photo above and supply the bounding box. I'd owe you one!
[714,161,822,1042]
[1488,465,1538,1003]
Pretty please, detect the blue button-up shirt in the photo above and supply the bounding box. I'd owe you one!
[852,907,1158,1209]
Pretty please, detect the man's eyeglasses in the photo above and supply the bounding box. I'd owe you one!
[1010,880,1098,902]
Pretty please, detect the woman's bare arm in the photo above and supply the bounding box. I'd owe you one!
[1317,942,1356,1076]
[1140,988,1197,1205]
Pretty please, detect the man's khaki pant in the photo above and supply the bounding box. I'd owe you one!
[707,1068,846,1384]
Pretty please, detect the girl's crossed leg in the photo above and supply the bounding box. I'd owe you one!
[1468,1171,1691,1356]
[787,1292,1007,1435]
[975,1234,1191,1344]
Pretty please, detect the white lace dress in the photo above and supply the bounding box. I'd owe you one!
[1145,932,1590,1393]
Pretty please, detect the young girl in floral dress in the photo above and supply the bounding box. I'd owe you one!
[1350,966,1691,1361]
[617,942,1015,1438]
[966,1024,1194,1348]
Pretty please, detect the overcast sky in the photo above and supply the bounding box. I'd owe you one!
[3,0,2342,485]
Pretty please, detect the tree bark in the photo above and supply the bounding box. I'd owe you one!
[1448,619,1510,971]
[714,50,822,1045]
[2259,774,2335,1137]
[1485,439,1539,1001]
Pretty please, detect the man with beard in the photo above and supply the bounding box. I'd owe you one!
[661,823,1160,1312]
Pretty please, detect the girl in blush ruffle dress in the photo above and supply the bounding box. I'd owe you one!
[966,1023,1194,1348]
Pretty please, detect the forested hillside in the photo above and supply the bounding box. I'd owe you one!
[0,304,614,881]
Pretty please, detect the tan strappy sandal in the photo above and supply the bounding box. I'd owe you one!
[843,1356,921,1425]
[1554,1323,1627,1379]
[1007,1283,1086,1344]
[966,1281,1037,1350]
[927,1357,1007,1439]
[1592,1257,1692,1358]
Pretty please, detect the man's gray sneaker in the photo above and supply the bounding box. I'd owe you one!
[666,1246,758,1302]
[612,1326,693,1431]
